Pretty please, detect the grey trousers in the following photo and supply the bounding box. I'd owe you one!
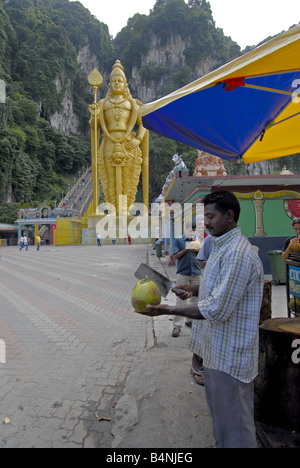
[203,368,257,448]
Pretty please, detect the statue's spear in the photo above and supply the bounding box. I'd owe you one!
[88,69,103,213]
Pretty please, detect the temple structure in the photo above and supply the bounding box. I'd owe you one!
[193,150,227,177]
[160,154,300,274]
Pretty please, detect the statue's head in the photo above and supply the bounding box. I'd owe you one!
[110,60,126,82]
[107,60,132,99]
[109,61,126,95]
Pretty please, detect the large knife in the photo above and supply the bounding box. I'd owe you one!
[134,263,175,298]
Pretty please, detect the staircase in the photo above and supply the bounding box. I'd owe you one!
[59,167,94,217]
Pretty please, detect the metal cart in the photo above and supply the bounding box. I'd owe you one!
[285,253,300,318]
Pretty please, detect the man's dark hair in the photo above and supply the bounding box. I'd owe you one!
[202,191,241,223]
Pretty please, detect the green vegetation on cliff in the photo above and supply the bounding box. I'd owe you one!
[0,0,114,215]
[0,0,298,222]
[114,0,241,96]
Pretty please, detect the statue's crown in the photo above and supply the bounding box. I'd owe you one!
[110,60,126,80]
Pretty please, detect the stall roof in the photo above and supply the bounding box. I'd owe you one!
[164,173,300,203]
[0,224,18,232]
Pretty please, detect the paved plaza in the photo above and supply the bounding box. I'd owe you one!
[0,244,154,448]
[0,243,293,449]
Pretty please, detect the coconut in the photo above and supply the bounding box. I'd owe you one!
[289,241,300,253]
[131,276,161,313]
[187,240,201,251]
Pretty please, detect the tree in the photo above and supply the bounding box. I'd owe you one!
[0,203,21,224]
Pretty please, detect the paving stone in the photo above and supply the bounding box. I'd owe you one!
[0,245,151,448]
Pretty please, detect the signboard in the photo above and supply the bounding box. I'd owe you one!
[289,265,300,298]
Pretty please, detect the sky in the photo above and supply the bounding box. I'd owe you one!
[72,0,300,49]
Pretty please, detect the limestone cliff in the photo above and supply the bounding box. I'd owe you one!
[130,32,217,103]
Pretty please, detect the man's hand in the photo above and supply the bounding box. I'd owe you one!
[142,302,204,321]
[141,304,174,317]
[172,285,193,301]
[172,284,199,300]
[288,237,300,253]
[289,237,300,248]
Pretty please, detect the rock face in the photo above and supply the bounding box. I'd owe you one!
[49,31,218,133]
[49,47,104,135]
[246,160,277,176]
[50,77,79,135]
[142,32,190,68]
[131,32,217,103]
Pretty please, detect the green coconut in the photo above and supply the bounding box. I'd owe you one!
[131,276,161,313]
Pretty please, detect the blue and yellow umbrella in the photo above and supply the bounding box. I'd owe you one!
[139,25,300,164]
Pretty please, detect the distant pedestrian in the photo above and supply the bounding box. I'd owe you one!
[36,235,41,251]
[171,222,202,338]
[19,236,24,250]
[97,234,101,247]
[20,235,28,251]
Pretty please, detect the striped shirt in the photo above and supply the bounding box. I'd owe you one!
[189,228,264,383]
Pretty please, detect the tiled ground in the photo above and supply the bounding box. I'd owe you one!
[0,244,152,448]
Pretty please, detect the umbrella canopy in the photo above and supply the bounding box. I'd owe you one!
[139,25,300,164]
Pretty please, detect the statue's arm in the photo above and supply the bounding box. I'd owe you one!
[89,102,100,130]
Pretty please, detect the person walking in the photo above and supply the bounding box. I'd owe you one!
[36,235,41,251]
[144,191,264,448]
[97,233,101,247]
[171,222,202,338]
[20,235,28,251]
[19,235,24,251]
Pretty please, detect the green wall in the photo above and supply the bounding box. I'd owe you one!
[238,197,295,238]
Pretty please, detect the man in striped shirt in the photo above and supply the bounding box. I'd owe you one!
[145,191,264,448]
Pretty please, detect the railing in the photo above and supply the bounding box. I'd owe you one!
[59,166,92,209]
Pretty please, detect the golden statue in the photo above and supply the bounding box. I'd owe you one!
[89,60,149,215]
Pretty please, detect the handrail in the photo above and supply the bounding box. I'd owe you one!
[58,166,92,208]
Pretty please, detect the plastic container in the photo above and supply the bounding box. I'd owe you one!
[267,250,286,285]
[156,242,163,258]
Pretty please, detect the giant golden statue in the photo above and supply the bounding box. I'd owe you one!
[89,60,149,215]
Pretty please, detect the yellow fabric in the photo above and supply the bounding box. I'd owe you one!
[244,102,300,163]
[139,24,300,164]
[140,25,300,118]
